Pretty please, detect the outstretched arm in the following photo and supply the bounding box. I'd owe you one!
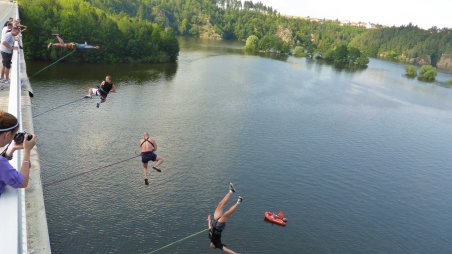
[151,139,157,151]
[207,214,212,229]
[222,246,239,254]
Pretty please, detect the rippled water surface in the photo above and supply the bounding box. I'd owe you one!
[30,38,452,253]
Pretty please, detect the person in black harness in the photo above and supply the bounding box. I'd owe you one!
[84,75,116,107]
[139,132,164,185]
[208,183,243,254]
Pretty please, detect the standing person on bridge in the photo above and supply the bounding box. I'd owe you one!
[139,132,164,185]
[208,183,243,254]
[0,26,20,84]
[1,22,12,41]
[0,111,37,196]
[84,75,117,108]
[47,34,100,50]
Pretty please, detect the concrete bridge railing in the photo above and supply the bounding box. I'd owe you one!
[0,2,51,253]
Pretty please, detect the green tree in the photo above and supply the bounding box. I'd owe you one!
[245,35,259,52]
[418,65,437,81]
[404,65,417,78]
[323,45,368,68]
[293,46,305,57]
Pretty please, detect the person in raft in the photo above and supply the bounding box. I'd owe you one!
[0,111,37,196]
[207,183,243,254]
[47,34,100,50]
[84,75,116,107]
[139,132,164,185]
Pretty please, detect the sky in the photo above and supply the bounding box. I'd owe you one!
[255,0,452,29]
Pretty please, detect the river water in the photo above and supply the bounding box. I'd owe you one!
[30,38,452,253]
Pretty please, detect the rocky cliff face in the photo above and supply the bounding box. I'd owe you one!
[276,26,296,46]
[436,54,452,71]
[390,53,452,72]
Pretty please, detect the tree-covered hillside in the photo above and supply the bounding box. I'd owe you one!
[19,0,179,63]
[19,0,452,68]
[350,24,452,66]
[85,0,370,67]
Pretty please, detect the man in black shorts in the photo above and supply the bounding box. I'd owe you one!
[208,183,243,254]
[139,132,164,185]
[1,27,20,84]
[84,75,116,108]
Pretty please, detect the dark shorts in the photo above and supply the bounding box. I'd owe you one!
[141,151,157,163]
[1,52,12,69]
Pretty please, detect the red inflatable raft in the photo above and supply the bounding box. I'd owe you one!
[264,211,288,226]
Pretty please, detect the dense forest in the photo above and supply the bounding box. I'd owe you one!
[350,24,452,66]
[18,0,452,68]
[66,0,372,67]
[19,0,179,63]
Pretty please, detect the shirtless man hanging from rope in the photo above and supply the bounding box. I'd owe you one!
[139,132,164,185]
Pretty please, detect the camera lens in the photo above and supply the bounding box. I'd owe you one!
[14,132,24,144]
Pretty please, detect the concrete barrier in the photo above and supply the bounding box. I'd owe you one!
[0,3,51,253]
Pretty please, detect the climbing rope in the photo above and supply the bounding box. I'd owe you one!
[44,154,140,187]
[148,228,208,254]
[28,50,77,80]
[32,97,84,118]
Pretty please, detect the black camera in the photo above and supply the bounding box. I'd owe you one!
[13,132,33,144]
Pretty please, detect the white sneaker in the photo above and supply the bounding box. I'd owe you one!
[3,80,9,84]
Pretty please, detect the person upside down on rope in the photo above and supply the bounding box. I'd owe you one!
[47,34,100,50]
[208,183,243,254]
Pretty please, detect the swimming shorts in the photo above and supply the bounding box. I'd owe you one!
[141,151,157,163]
[1,52,12,69]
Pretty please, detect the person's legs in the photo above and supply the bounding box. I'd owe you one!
[1,66,5,80]
[87,88,94,96]
[214,185,235,220]
[142,162,148,178]
[4,67,10,81]
[142,162,149,185]
[217,196,242,223]
[49,43,66,48]
[86,88,100,98]
[55,35,64,44]
[1,52,12,81]
[153,156,164,169]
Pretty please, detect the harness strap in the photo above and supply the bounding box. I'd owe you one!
[140,138,154,149]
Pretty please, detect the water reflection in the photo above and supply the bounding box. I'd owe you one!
[27,61,178,84]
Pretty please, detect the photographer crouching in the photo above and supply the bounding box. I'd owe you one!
[0,111,36,196]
